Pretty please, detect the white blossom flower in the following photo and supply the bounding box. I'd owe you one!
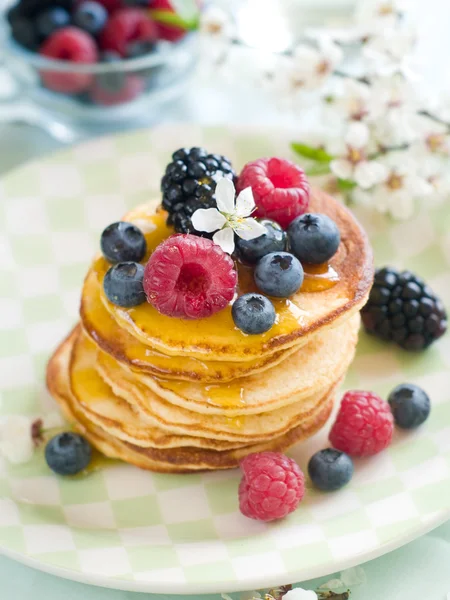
[191,178,266,254]
[355,0,407,30]
[0,416,35,464]
[336,79,372,121]
[367,75,423,146]
[413,115,450,156]
[354,153,433,219]
[200,5,233,40]
[289,38,343,91]
[362,27,417,78]
[329,122,388,189]
[418,155,450,204]
[283,588,318,600]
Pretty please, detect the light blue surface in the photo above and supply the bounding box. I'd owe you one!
[1,521,449,599]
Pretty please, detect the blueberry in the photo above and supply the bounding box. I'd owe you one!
[103,262,146,307]
[236,219,287,264]
[288,213,340,265]
[254,252,303,298]
[45,432,92,476]
[101,221,146,264]
[126,40,156,58]
[10,17,39,50]
[73,1,108,35]
[36,7,70,39]
[308,449,354,491]
[388,383,431,429]
[232,293,276,335]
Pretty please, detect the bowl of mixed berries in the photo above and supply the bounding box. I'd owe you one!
[2,0,200,126]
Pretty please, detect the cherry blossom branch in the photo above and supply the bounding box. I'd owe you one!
[418,110,450,131]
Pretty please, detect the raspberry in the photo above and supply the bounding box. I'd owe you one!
[151,0,187,42]
[91,74,144,106]
[237,158,310,229]
[143,234,237,319]
[100,8,157,57]
[239,452,305,522]
[39,27,98,93]
[329,391,394,457]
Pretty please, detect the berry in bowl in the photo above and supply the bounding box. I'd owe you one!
[1,0,200,134]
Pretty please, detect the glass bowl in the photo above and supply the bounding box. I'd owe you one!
[0,13,199,140]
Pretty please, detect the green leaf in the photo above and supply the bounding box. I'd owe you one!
[337,178,357,191]
[305,163,332,176]
[149,9,200,31]
[291,142,333,163]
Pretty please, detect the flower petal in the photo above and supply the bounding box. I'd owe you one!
[354,160,388,189]
[235,187,255,217]
[213,227,235,254]
[284,588,318,600]
[0,416,34,465]
[191,208,227,233]
[345,121,370,149]
[236,218,267,241]
[215,177,236,214]
[330,159,354,181]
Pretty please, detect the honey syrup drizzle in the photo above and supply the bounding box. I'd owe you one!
[301,263,339,293]
[93,211,309,355]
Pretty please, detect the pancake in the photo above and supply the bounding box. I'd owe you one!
[81,270,298,382]
[96,343,342,443]
[69,329,247,451]
[82,190,373,362]
[71,328,338,447]
[48,329,335,473]
[107,315,360,417]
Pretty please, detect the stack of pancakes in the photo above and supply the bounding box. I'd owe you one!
[47,189,373,473]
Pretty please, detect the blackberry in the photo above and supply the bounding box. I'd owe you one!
[361,267,447,351]
[161,147,236,235]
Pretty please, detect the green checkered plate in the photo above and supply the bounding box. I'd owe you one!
[0,125,449,595]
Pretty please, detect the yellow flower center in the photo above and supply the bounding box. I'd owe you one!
[316,60,330,76]
[427,133,446,153]
[379,2,394,15]
[386,172,404,190]
[347,147,364,164]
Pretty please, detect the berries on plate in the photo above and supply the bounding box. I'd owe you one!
[104,262,146,307]
[237,157,310,229]
[232,293,276,335]
[45,432,92,476]
[36,7,71,39]
[308,449,353,491]
[91,73,144,105]
[143,234,237,319]
[236,218,287,264]
[161,147,236,235]
[40,27,98,93]
[100,8,158,57]
[255,252,304,298]
[101,221,147,263]
[388,383,431,429]
[239,452,305,522]
[288,213,340,265]
[74,1,109,35]
[329,390,394,457]
[361,267,447,351]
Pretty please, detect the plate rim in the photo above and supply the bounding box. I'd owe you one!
[1,511,448,594]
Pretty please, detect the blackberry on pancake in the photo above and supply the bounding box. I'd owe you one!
[161,147,236,235]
